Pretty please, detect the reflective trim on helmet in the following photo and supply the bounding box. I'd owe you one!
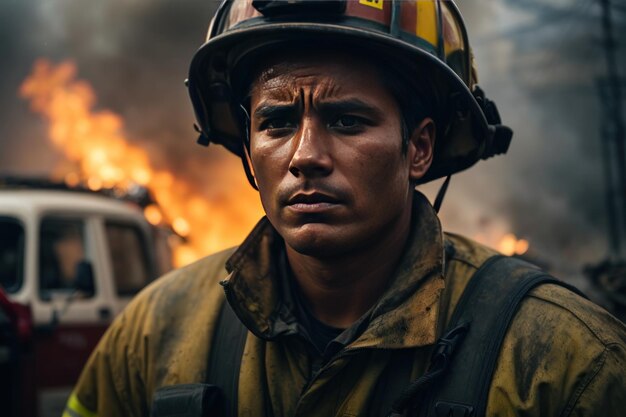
[63,393,96,417]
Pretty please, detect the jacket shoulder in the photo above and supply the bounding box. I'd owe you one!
[528,283,626,347]
[129,246,236,317]
[122,246,237,382]
[72,247,237,416]
[442,233,626,416]
[489,283,626,416]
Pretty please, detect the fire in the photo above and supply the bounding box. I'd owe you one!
[497,233,529,257]
[20,59,264,267]
[143,205,163,226]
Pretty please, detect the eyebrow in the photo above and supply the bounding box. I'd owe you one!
[253,103,296,120]
[317,99,384,120]
[252,98,384,120]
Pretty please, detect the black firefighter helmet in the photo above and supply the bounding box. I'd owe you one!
[187,0,513,187]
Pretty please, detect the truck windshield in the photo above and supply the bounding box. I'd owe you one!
[0,217,25,293]
[105,222,152,296]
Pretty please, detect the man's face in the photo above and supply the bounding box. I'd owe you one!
[248,50,430,258]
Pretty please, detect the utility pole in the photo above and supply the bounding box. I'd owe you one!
[588,0,626,321]
[598,0,626,260]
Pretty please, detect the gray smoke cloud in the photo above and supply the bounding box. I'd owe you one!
[0,0,221,182]
[432,0,626,282]
[1,0,625,286]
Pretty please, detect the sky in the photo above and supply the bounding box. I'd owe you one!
[1,0,625,286]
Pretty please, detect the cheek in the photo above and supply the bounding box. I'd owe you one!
[249,141,290,212]
[345,141,408,198]
[250,140,285,182]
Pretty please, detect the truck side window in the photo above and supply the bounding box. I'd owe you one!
[0,217,25,293]
[39,217,90,297]
[105,222,151,296]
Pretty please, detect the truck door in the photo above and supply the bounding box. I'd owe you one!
[34,215,110,417]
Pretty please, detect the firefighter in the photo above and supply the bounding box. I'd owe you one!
[65,1,626,416]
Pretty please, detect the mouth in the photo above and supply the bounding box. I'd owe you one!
[286,191,342,213]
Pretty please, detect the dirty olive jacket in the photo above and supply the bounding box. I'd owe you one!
[66,193,626,417]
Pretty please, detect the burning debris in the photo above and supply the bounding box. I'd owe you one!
[19,59,264,267]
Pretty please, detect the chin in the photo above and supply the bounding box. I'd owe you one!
[281,223,361,258]
[287,239,345,258]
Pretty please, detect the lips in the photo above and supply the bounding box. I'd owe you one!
[287,192,340,205]
[286,191,342,214]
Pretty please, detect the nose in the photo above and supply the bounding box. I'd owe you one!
[288,117,333,178]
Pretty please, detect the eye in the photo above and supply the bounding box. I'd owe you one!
[260,118,295,130]
[259,118,297,136]
[335,115,358,127]
[331,115,367,132]
[263,119,293,130]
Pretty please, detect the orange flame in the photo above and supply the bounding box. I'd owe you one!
[497,233,529,256]
[20,59,264,267]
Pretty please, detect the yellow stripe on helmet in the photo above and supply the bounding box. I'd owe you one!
[63,393,97,417]
[416,0,438,48]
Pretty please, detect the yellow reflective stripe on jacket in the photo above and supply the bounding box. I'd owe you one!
[63,393,96,417]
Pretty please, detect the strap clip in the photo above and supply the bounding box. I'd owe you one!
[432,322,470,366]
[435,401,475,417]
[150,384,223,417]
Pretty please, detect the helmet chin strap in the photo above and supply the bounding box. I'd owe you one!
[241,148,259,191]
[433,175,451,213]
[239,104,259,191]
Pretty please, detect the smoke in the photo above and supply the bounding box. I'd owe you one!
[0,0,223,186]
[430,0,626,278]
[2,0,625,278]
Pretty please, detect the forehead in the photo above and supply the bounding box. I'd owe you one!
[248,49,390,101]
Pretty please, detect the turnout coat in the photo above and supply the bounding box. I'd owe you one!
[65,193,626,417]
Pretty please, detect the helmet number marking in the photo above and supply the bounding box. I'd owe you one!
[359,0,383,11]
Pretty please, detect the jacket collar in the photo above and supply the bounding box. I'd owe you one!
[222,191,445,350]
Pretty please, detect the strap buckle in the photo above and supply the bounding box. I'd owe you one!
[435,401,475,417]
[432,322,470,369]
[150,384,223,417]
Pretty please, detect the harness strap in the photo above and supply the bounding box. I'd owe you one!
[206,299,248,417]
[402,255,586,417]
[150,299,248,417]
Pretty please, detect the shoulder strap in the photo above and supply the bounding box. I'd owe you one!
[206,299,248,417]
[416,255,584,417]
[150,300,248,417]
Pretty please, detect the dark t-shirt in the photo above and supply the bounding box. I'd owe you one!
[292,280,345,355]
[278,247,346,356]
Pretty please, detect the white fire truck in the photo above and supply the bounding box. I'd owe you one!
[0,179,171,417]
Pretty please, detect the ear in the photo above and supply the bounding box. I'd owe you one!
[407,117,435,182]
